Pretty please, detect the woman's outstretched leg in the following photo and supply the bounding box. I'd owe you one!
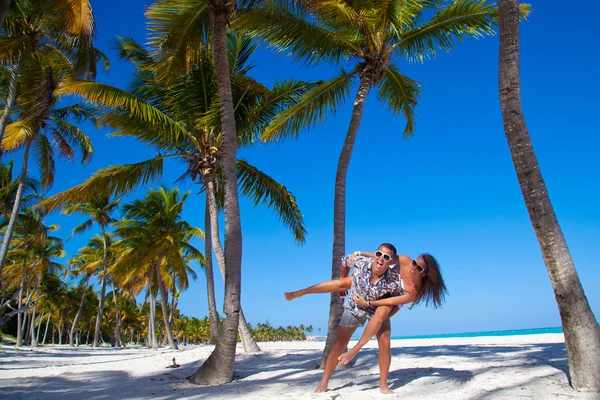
[285,276,352,301]
[338,305,393,364]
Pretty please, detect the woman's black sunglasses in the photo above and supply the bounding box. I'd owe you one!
[412,259,426,273]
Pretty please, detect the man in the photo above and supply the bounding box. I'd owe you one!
[284,243,403,393]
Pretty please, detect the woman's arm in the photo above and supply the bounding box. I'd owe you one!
[354,292,416,307]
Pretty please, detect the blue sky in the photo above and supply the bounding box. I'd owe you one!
[21,0,600,337]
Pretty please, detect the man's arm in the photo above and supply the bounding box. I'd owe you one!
[354,291,417,307]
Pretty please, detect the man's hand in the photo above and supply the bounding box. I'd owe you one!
[353,294,368,306]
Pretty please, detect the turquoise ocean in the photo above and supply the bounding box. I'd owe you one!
[387,326,563,341]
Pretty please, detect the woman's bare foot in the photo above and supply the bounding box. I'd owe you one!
[284,291,303,301]
[380,385,394,394]
[337,347,359,364]
[314,383,328,393]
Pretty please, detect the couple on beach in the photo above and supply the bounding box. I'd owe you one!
[284,243,447,394]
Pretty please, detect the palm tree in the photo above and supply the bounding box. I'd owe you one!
[63,195,119,347]
[37,34,308,356]
[0,55,96,275]
[0,159,41,223]
[238,0,531,367]
[0,0,103,154]
[113,187,203,350]
[497,0,600,391]
[67,235,105,347]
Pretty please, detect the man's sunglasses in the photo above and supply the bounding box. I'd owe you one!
[375,250,393,262]
[412,259,426,273]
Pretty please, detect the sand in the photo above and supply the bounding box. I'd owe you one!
[0,333,597,399]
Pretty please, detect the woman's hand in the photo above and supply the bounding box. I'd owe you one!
[354,294,369,306]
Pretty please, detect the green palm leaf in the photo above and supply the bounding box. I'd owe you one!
[34,134,55,190]
[237,159,306,244]
[376,64,420,137]
[37,156,169,213]
[261,70,355,142]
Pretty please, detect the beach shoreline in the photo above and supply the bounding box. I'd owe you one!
[0,332,597,399]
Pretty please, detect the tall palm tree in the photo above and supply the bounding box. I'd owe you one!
[497,0,600,391]
[0,159,41,223]
[0,55,96,274]
[238,0,531,366]
[0,0,104,154]
[63,195,119,347]
[37,34,308,357]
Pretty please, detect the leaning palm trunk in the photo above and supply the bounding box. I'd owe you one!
[498,0,600,391]
[0,141,32,274]
[322,72,373,368]
[204,200,220,344]
[36,307,44,344]
[0,56,21,160]
[93,227,109,347]
[111,282,121,347]
[16,254,27,346]
[42,312,50,344]
[191,6,243,384]
[205,178,260,353]
[149,290,158,350]
[155,259,177,349]
[29,276,41,347]
[70,275,90,346]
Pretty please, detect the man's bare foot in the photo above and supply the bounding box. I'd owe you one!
[284,291,302,301]
[314,383,328,393]
[380,385,394,394]
[337,347,359,365]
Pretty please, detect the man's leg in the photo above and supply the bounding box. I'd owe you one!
[338,305,393,364]
[314,325,357,392]
[285,276,352,301]
[376,321,393,394]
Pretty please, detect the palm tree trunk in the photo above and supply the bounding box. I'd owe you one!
[93,226,109,347]
[498,0,600,391]
[191,6,243,385]
[58,313,63,345]
[29,277,41,347]
[111,281,121,347]
[322,71,373,368]
[0,54,21,160]
[149,290,158,350]
[36,307,45,344]
[42,311,50,345]
[155,259,177,349]
[205,178,260,352]
[70,275,90,346]
[0,141,31,274]
[16,253,27,346]
[204,198,220,344]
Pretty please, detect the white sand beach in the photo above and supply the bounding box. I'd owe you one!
[0,333,596,400]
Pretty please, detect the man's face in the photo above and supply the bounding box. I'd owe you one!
[372,246,394,275]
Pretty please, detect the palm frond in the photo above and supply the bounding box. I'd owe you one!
[2,121,34,151]
[68,219,93,240]
[235,7,355,66]
[396,0,531,62]
[34,134,55,190]
[51,120,94,164]
[261,70,355,142]
[57,79,186,146]
[36,157,167,214]
[237,159,306,244]
[376,64,420,137]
